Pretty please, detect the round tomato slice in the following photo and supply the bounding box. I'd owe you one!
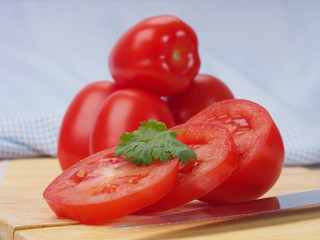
[137,122,239,213]
[187,99,285,204]
[43,147,179,224]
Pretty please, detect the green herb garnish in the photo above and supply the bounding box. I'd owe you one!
[114,120,197,166]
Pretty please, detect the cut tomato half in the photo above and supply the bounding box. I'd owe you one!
[187,99,284,204]
[43,148,179,224]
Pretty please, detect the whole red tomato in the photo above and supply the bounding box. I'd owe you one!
[89,88,176,154]
[58,81,118,171]
[187,99,284,204]
[167,74,234,124]
[108,15,200,96]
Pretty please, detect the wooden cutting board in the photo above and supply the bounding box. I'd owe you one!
[0,158,319,240]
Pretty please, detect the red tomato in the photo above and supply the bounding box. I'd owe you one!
[187,99,285,204]
[108,15,200,96]
[167,73,234,124]
[58,81,118,171]
[43,147,179,224]
[89,88,176,154]
[137,122,239,213]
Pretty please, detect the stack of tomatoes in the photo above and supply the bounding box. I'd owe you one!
[51,15,285,224]
[58,15,234,170]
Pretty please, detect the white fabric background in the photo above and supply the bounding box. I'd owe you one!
[0,0,319,165]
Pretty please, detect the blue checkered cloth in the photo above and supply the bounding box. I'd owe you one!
[1,0,320,165]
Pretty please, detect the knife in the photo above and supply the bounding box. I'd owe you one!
[111,189,320,229]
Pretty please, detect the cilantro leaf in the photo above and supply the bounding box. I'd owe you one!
[114,120,197,166]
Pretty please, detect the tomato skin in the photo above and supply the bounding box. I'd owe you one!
[58,81,118,171]
[138,122,239,213]
[167,74,234,124]
[89,88,176,154]
[108,15,200,96]
[44,147,179,224]
[187,99,285,204]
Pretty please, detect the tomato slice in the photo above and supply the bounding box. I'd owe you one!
[43,148,179,224]
[137,122,239,213]
[187,99,285,204]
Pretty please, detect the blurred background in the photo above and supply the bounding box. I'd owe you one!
[0,0,319,165]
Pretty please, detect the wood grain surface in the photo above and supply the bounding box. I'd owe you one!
[0,158,319,240]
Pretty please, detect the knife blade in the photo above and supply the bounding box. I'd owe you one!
[111,189,320,229]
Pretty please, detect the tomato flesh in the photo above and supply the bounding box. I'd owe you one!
[137,122,239,213]
[43,148,179,224]
[208,114,251,136]
[187,99,285,204]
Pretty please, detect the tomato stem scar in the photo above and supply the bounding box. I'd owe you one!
[172,50,181,61]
